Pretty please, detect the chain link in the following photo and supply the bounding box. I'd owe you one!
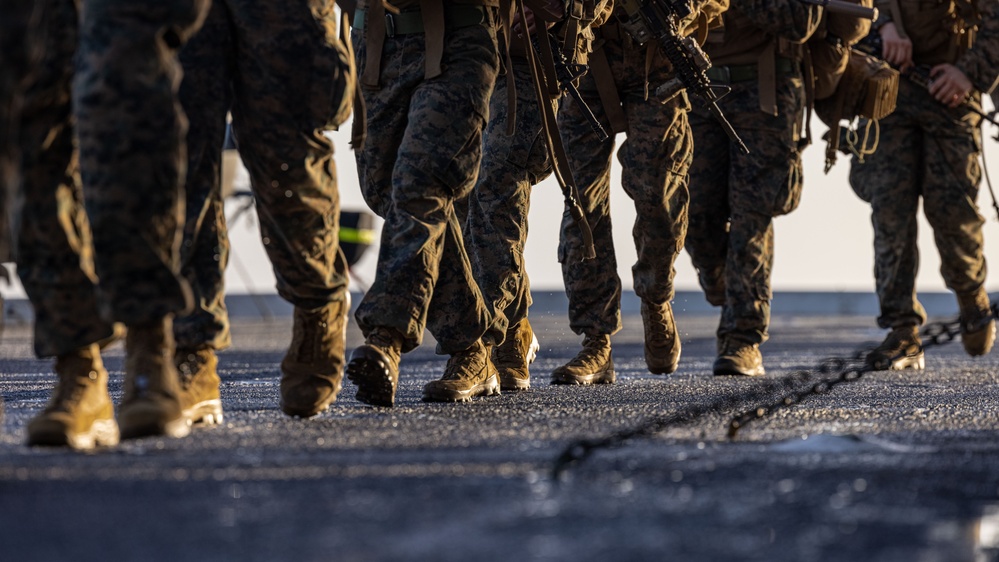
[552,302,999,479]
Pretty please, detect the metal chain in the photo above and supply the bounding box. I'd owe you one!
[552,302,999,479]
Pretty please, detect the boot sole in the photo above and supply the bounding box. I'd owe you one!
[27,418,120,450]
[647,357,680,375]
[281,396,336,418]
[646,343,681,375]
[184,399,224,425]
[887,352,925,371]
[500,376,531,391]
[550,369,616,385]
[119,413,191,440]
[713,356,765,377]
[422,374,501,403]
[865,351,925,371]
[346,351,396,408]
[713,362,766,377]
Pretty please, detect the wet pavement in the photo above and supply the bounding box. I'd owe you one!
[2,304,999,561]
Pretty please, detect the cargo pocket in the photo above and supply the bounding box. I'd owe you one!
[771,149,803,217]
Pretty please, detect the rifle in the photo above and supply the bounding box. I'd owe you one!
[856,34,999,139]
[855,33,999,221]
[797,0,878,20]
[615,0,749,153]
[530,32,609,141]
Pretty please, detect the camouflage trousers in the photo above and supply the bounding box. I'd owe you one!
[75,0,210,325]
[556,34,692,336]
[849,79,987,329]
[351,14,504,354]
[4,0,204,354]
[462,57,553,332]
[173,0,352,351]
[1,0,115,357]
[686,70,806,345]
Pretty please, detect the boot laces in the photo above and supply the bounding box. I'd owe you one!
[444,344,488,381]
[571,335,608,367]
[645,306,673,346]
[495,328,524,365]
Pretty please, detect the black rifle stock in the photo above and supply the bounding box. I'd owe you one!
[615,0,749,153]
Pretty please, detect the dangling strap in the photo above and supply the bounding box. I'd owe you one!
[643,44,655,101]
[361,0,389,88]
[518,0,595,259]
[757,40,778,116]
[420,0,445,79]
[500,0,518,135]
[589,40,627,133]
[344,11,368,149]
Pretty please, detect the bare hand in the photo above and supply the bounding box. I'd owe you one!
[929,63,974,108]
[879,22,913,71]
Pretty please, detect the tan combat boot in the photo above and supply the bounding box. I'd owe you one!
[641,299,681,375]
[346,327,403,407]
[280,299,349,417]
[27,343,119,449]
[423,339,500,402]
[958,289,995,357]
[865,324,924,371]
[175,347,223,425]
[119,317,190,440]
[493,318,540,391]
[714,337,765,377]
[551,334,615,385]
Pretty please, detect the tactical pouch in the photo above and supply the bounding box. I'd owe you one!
[849,50,898,120]
[815,50,899,170]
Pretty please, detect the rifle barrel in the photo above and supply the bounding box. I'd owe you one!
[799,0,878,20]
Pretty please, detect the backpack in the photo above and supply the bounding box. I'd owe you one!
[808,0,875,101]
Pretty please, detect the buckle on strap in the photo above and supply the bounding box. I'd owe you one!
[385,13,397,38]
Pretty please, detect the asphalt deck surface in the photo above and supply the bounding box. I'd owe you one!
[2,308,999,562]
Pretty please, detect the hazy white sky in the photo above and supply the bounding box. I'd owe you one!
[3,113,999,300]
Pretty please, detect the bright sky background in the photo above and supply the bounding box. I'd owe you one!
[3,111,999,300]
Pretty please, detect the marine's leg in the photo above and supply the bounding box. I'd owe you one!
[849,83,925,370]
[414,20,505,402]
[549,44,619,386]
[7,0,119,449]
[711,78,805,376]
[465,58,548,390]
[685,108,731,308]
[228,0,352,416]
[920,96,993,356]
[618,87,692,375]
[171,0,235,426]
[343,30,418,408]
[75,0,210,439]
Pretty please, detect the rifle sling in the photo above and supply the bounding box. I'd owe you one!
[588,42,628,134]
[518,0,596,259]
